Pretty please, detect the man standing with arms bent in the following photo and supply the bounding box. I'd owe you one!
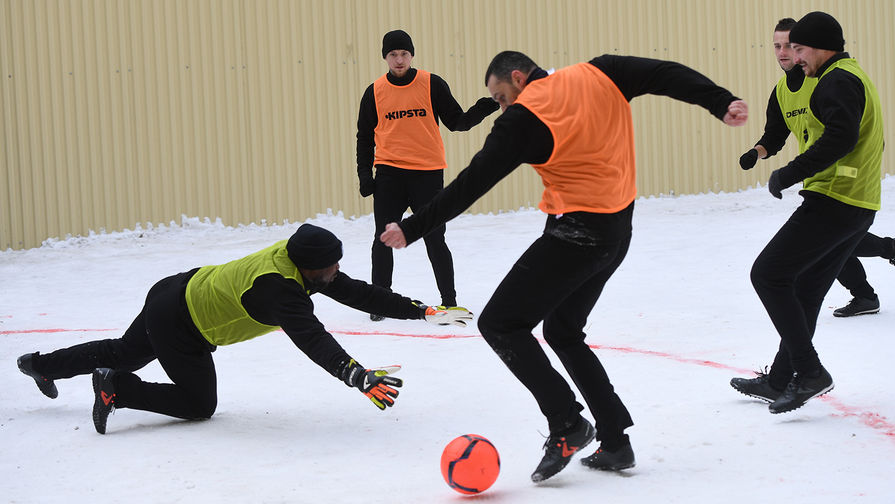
[382,50,747,482]
[356,30,499,320]
[731,11,884,413]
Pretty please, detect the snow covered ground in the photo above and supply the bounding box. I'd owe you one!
[2,176,894,503]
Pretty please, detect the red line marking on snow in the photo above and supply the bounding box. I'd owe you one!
[338,330,895,443]
[14,327,895,442]
[586,343,755,375]
[329,329,480,340]
[1,328,118,335]
[821,395,895,438]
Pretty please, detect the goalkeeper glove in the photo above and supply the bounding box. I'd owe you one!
[420,305,474,327]
[340,359,402,410]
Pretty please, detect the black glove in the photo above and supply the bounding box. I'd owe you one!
[768,169,784,199]
[476,96,500,114]
[340,359,402,410]
[739,148,759,170]
[359,174,375,197]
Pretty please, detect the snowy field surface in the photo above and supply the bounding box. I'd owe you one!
[2,177,894,503]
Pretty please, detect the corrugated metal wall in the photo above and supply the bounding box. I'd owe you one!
[2,0,893,250]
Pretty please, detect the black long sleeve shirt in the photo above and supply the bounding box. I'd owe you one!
[240,271,422,377]
[356,68,500,178]
[776,53,867,188]
[398,55,738,244]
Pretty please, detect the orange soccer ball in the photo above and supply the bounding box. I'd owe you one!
[440,434,500,495]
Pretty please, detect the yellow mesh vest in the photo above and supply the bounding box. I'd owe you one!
[801,58,883,210]
[185,241,306,346]
[775,73,818,153]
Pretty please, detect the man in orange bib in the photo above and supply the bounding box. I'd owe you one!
[356,30,499,320]
[381,50,747,482]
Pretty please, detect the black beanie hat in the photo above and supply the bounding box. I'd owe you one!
[382,30,414,59]
[286,224,343,270]
[789,11,845,52]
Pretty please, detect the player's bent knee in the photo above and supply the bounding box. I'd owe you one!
[189,397,217,420]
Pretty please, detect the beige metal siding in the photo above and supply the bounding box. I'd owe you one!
[2,0,894,250]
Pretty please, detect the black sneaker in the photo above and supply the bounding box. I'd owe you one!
[17,353,58,399]
[833,297,880,317]
[92,368,117,434]
[581,443,636,471]
[370,314,385,322]
[531,417,596,482]
[730,370,783,403]
[769,367,834,414]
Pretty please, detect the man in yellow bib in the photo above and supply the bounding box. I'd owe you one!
[737,17,894,325]
[356,30,499,319]
[17,224,472,434]
[732,11,885,414]
[381,50,747,482]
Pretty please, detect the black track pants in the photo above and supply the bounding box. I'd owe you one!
[34,270,217,420]
[836,232,892,300]
[477,228,634,444]
[371,166,456,305]
[751,194,874,387]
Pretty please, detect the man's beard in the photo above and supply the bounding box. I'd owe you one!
[304,276,332,293]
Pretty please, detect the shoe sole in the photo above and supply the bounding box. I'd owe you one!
[730,387,778,403]
[833,309,879,317]
[729,380,779,403]
[582,459,636,471]
[769,383,834,414]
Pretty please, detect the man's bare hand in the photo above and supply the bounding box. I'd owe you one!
[723,99,748,126]
[380,222,407,249]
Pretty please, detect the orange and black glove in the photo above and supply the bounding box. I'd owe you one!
[340,359,402,410]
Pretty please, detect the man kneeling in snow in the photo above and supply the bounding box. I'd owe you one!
[17,223,472,434]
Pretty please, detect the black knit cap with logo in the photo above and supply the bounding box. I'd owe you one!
[382,30,414,59]
[286,224,343,270]
[789,11,845,52]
